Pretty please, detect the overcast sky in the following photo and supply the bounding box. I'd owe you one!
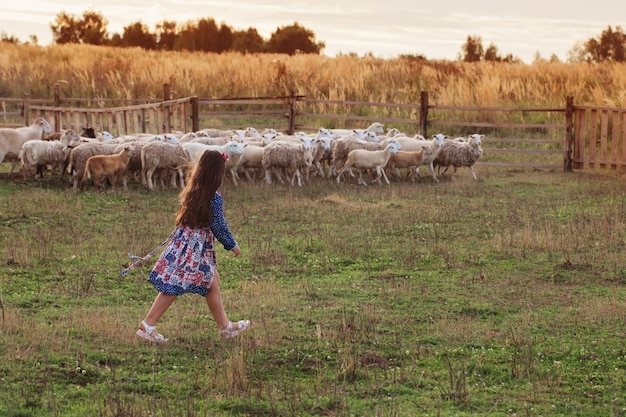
[1,1,624,63]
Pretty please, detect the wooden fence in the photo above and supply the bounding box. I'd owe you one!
[26,97,198,137]
[2,85,625,172]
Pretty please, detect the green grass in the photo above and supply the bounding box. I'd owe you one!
[0,167,625,416]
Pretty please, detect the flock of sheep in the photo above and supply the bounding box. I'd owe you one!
[0,119,484,192]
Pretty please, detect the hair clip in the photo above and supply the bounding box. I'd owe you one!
[221,152,229,162]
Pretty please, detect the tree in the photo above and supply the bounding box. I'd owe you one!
[460,35,484,62]
[156,21,178,51]
[267,22,324,55]
[571,25,626,63]
[484,43,500,62]
[122,22,156,49]
[566,40,590,63]
[232,28,266,54]
[217,24,233,53]
[50,10,108,45]
[50,11,81,44]
[80,10,108,45]
[1,32,20,44]
[586,25,625,62]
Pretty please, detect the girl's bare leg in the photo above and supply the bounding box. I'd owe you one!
[205,270,230,329]
[143,292,177,327]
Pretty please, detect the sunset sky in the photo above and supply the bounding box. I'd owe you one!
[1,0,624,63]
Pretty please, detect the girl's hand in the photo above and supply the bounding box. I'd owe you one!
[232,246,241,257]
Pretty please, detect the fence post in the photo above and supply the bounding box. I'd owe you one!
[287,93,297,135]
[22,93,30,126]
[564,95,574,172]
[191,96,199,132]
[54,83,61,131]
[163,83,171,133]
[419,91,429,137]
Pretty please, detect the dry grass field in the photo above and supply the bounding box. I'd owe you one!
[1,43,626,109]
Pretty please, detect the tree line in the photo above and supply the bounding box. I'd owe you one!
[46,10,324,55]
[455,25,626,63]
[1,9,625,63]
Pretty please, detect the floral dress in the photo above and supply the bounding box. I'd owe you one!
[148,192,237,297]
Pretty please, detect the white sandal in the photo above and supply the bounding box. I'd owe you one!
[136,320,168,343]
[219,320,250,338]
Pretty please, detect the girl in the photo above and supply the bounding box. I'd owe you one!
[134,150,249,342]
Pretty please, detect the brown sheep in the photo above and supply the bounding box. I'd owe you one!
[386,148,432,181]
[81,145,132,192]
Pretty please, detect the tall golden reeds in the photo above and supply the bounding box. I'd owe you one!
[1,43,626,108]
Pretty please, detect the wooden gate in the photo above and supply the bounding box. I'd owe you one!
[573,105,626,170]
[25,97,199,137]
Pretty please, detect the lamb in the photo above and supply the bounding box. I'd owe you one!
[140,141,191,191]
[337,141,402,185]
[393,134,447,182]
[386,148,433,181]
[113,141,144,189]
[330,122,385,139]
[81,145,132,192]
[262,137,315,187]
[0,118,53,173]
[434,134,485,180]
[18,129,80,180]
[68,142,120,192]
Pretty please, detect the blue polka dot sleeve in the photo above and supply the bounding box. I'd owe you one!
[210,192,238,251]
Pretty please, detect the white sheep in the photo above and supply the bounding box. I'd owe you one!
[434,134,485,180]
[231,144,266,183]
[242,132,276,147]
[0,118,53,173]
[140,141,191,191]
[330,122,385,139]
[189,129,246,146]
[178,131,198,143]
[385,127,406,138]
[181,141,245,165]
[330,133,391,178]
[144,133,180,145]
[262,137,315,187]
[337,141,402,185]
[198,128,238,138]
[96,131,115,141]
[309,134,334,178]
[285,128,333,178]
[81,144,132,192]
[18,129,80,180]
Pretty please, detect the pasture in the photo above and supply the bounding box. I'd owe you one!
[0,166,625,416]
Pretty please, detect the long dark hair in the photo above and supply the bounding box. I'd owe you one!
[175,150,225,228]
